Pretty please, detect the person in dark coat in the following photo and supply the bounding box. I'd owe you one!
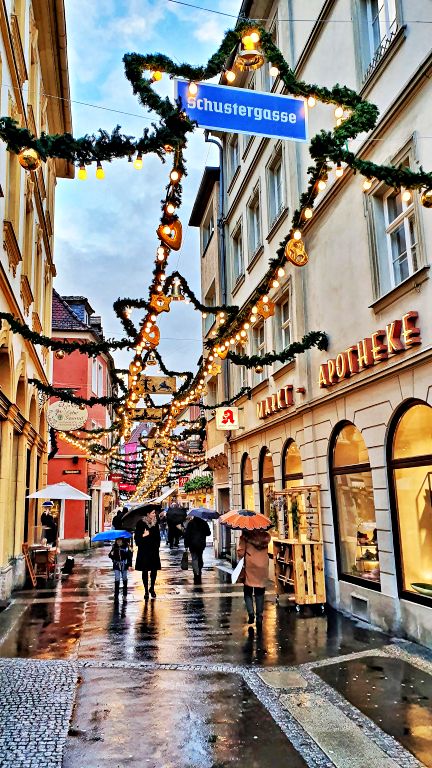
[111,508,124,530]
[108,537,132,602]
[184,516,211,584]
[135,509,161,600]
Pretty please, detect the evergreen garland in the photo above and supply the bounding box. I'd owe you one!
[227,331,328,368]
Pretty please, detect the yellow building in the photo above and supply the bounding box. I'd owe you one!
[0,0,72,598]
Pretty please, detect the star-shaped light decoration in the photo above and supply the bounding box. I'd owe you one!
[149,292,172,313]
[207,362,222,377]
[256,296,275,319]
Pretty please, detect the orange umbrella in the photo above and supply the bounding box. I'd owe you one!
[219,509,272,531]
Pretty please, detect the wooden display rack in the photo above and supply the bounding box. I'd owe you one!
[272,485,326,607]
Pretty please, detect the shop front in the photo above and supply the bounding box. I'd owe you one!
[229,313,432,647]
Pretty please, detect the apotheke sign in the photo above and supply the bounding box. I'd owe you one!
[175,79,307,142]
[319,311,421,388]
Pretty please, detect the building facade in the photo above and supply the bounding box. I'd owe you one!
[198,0,432,645]
[0,0,72,598]
[48,292,116,550]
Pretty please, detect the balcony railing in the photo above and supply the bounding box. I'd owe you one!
[363,22,400,84]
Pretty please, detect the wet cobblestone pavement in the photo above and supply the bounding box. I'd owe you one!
[0,545,431,767]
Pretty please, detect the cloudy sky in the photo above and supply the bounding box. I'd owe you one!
[54,0,241,372]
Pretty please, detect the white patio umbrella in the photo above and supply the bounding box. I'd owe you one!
[28,482,91,541]
[27,482,91,501]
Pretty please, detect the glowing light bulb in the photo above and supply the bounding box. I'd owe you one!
[188,82,198,96]
[151,71,162,81]
[304,207,313,220]
[96,161,104,180]
[335,164,344,178]
[250,314,256,323]
[157,246,167,260]
[269,65,279,77]
[225,70,236,83]
[318,179,327,192]
[334,106,344,119]
[250,30,260,43]
[170,169,180,183]
[77,164,87,180]
[240,330,247,337]
[307,96,316,108]
[252,306,258,314]
[134,153,143,170]
[272,279,279,288]
[402,189,412,203]
[277,267,285,277]
[293,230,302,241]
[263,295,269,303]
[363,179,372,191]
[165,202,175,215]
[162,224,171,235]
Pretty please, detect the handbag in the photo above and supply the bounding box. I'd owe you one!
[181,550,189,570]
[231,556,245,584]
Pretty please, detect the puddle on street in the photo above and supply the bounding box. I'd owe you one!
[63,668,307,768]
[316,655,432,767]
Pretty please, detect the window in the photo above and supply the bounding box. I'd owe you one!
[267,151,284,227]
[282,440,303,488]
[247,187,261,259]
[228,135,239,184]
[92,359,104,396]
[203,287,215,336]
[276,291,291,353]
[202,212,214,252]
[389,403,432,602]
[252,322,265,384]
[331,422,381,587]
[97,362,103,396]
[261,19,278,91]
[234,344,248,391]
[368,155,420,298]
[363,0,398,77]
[259,447,274,518]
[241,453,255,511]
[231,221,244,284]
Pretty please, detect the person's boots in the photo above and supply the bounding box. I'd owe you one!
[244,593,254,624]
[150,579,156,599]
[123,582,128,600]
[255,592,265,631]
[114,581,120,603]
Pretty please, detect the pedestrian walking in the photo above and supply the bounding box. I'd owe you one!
[135,509,161,600]
[159,511,168,542]
[109,537,132,602]
[184,515,211,584]
[111,507,124,530]
[237,529,271,631]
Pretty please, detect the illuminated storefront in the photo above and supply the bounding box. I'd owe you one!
[240,453,254,510]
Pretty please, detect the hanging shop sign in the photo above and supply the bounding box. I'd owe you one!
[47,401,87,431]
[178,475,190,489]
[175,79,307,142]
[319,311,422,388]
[109,473,123,483]
[137,376,176,395]
[133,407,165,421]
[216,406,240,430]
[118,482,137,492]
[257,386,294,419]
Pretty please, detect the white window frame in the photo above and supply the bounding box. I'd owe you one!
[202,210,214,253]
[235,343,248,391]
[278,291,292,353]
[365,0,397,60]
[228,135,239,184]
[91,358,98,395]
[253,322,266,384]
[382,187,418,289]
[267,149,284,228]
[247,186,262,259]
[231,220,244,284]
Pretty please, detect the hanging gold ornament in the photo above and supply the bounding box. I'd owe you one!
[142,325,160,348]
[54,349,66,359]
[146,350,158,366]
[18,147,42,171]
[157,219,182,250]
[207,362,222,377]
[256,297,275,319]
[169,280,184,301]
[254,364,264,374]
[216,346,229,360]
[420,189,432,208]
[149,292,171,314]
[235,34,265,71]
[285,238,309,267]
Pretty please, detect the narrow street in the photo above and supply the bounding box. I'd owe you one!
[1,547,431,767]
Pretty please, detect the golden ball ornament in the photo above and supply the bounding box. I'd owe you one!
[420,189,432,208]
[18,147,42,171]
[254,364,264,374]
[54,349,66,360]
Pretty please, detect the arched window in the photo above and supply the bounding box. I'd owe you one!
[389,402,432,601]
[330,422,380,587]
[259,447,274,517]
[241,453,254,511]
[282,440,303,488]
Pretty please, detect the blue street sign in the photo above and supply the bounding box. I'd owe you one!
[174,79,307,142]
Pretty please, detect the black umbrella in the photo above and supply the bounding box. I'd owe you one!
[121,502,162,530]
[166,506,187,524]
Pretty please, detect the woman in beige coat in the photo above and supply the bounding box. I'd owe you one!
[237,529,271,630]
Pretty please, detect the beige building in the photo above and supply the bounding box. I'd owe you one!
[0,0,72,598]
[196,0,432,645]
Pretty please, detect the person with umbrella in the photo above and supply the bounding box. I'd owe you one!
[184,508,215,584]
[109,536,133,602]
[166,503,187,549]
[220,509,272,632]
[135,509,161,600]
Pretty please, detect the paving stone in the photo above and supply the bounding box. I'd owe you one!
[258,669,308,689]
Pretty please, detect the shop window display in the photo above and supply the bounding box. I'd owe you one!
[331,423,380,585]
[282,440,303,488]
[241,453,255,511]
[390,403,432,599]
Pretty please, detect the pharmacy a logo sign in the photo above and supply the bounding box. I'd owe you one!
[175,79,307,142]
